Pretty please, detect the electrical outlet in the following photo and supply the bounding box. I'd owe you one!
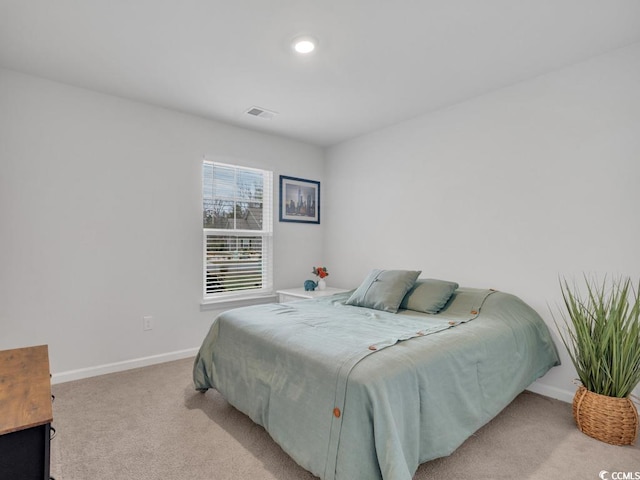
[143,315,153,331]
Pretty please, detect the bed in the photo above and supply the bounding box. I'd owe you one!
[193,272,559,480]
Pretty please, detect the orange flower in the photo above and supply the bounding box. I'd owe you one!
[312,266,329,279]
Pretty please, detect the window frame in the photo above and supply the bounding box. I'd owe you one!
[202,160,274,304]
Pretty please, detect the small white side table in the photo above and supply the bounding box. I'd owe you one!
[276,287,351,303]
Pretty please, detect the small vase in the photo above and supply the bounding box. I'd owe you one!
[317,279,326,290]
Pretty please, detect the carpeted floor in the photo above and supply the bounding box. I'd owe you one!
[50,357,640,480]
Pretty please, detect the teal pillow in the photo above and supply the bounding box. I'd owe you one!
[400,278,459,314]
[346,269,421,313]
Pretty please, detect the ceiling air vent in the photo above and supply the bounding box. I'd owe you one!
[245,106,278,120]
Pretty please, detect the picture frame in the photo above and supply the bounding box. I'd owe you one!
[279,175,320,224]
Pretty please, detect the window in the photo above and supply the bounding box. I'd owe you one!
[202,160,273,302]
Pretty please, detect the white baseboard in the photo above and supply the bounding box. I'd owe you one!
[51,347,199,385]
[51,349,578,405]
[526,380,574,403]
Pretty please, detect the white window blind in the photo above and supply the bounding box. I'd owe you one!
[202,161,273,301]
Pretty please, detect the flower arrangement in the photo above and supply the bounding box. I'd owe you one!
[312,266,329,279]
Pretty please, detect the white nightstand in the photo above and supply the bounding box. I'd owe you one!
[276,287,351,303]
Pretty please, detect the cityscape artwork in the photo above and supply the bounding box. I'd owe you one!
[279,175,320,224]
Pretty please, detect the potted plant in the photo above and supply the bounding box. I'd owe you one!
[554,275,640,445]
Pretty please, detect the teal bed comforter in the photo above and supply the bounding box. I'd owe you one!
[193,288,559,480]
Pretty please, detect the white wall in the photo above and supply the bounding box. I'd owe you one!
[324,43,640,401]
[2,42,639,398]
[0,68,325,380]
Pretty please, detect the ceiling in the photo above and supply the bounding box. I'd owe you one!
[2,1,640,147]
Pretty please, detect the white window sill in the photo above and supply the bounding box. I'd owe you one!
[200,293,277,311]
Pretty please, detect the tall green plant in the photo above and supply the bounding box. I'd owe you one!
[554,276,640,398]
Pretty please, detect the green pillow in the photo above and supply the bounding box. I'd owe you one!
[400,278,459,314]
[346,269,421,313]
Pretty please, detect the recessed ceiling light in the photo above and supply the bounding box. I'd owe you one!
[292,36,317,54]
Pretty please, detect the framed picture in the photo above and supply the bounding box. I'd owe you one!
[279,175,320,224]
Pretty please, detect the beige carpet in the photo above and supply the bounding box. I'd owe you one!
[50,357,640,480]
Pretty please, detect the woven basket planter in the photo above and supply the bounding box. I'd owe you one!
[572,385,639,445]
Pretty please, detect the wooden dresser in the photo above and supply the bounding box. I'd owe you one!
[0,345,53,480]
